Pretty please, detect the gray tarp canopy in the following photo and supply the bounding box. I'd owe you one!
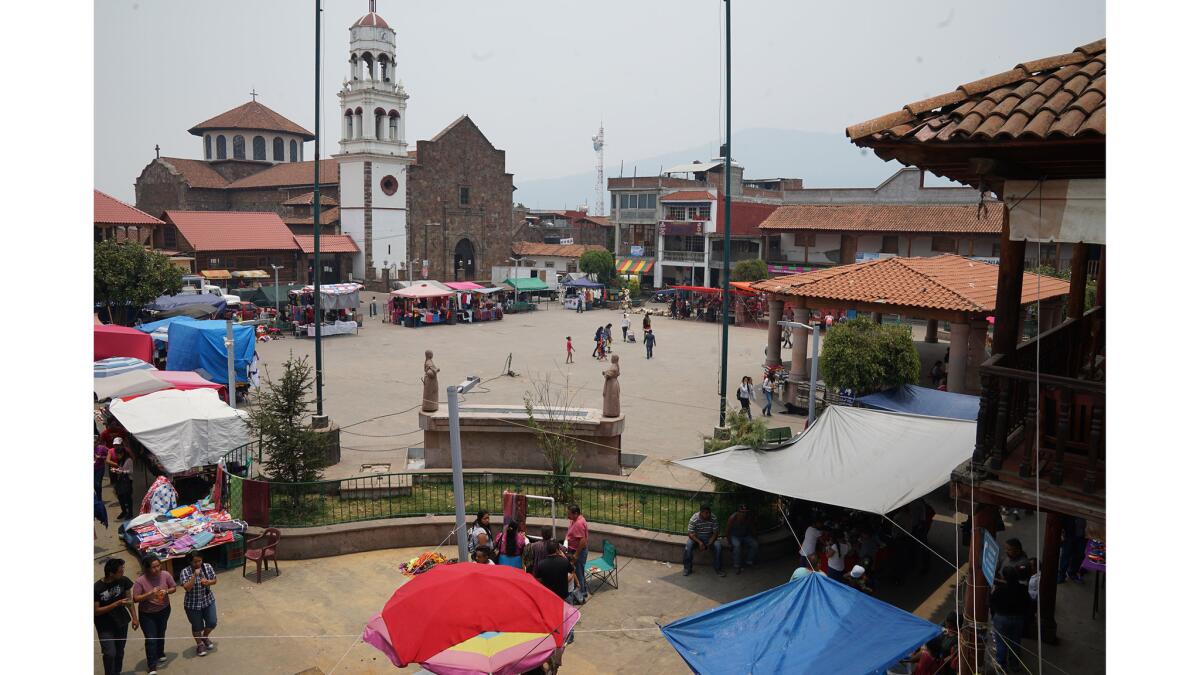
[673,406,976,515]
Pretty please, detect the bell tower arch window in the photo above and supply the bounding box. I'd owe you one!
[290,139,298,162]
[204,135,212,159]
[216,135,227,159]
[252,136,266,161]
[272,137,284,162]
[232,135,246,159]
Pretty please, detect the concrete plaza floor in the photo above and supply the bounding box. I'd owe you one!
[93,485,1104,674]
[254,296,795,488]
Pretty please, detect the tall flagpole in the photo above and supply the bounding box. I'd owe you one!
[313,0,324,415]
[718,0,732,427]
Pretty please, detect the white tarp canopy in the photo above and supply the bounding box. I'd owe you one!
[673,406,976,515]
[108,388,250,474]
[1005,179,1105,245]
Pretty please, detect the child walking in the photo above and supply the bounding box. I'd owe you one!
[566,337,574,364]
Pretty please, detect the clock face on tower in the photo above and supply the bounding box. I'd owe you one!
[380,175,398,196]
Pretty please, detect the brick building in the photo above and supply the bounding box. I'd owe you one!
[518,209,613,249]
[406,115,517,282]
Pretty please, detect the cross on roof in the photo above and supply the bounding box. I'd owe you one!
[250,88,258,102]
[155,144,160,159]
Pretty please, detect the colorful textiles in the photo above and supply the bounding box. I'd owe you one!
[169,505,197,518]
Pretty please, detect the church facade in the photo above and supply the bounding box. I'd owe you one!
[133,2,515,287]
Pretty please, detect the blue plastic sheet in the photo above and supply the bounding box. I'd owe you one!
[136,316,199,334]
[661,573,939,675]
[857,384,980,421]
[147,293,226,315]
[165,320,255,385]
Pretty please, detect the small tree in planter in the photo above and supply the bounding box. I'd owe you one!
[524,374,579,503]
[248,354,329,508]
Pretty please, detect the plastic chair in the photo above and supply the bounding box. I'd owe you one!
[585,539,619,593]
[243,528,281,583]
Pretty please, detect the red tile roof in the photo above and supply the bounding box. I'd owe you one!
[281,192,338,206]
[164,211,300,252]
[512,241,607,258]
[226,159,339,189]
[94,190,163,226]
[752,254,1069,314]
[847,39,1105,144]
[760,203,1003,234]
[159,157,230,189]
[294,234,359,254]
[661,190,716,202]
[282,206,340,226]
[716,198,779,236]
[353,12,390,29]
[189,101,314,140]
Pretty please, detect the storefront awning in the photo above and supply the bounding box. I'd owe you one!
[504,277,550,291]
[231,270,270,279]
[616,257,655,274]
[200,269,231,280]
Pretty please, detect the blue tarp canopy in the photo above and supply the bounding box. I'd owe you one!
[136,316,198,334]
[564,277,604,289]
[857,384,980,421]
[147,293,226,315]
[661,573,939,675]
[165,320,255,385]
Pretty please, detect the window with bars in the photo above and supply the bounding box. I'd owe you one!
[882,235,899,254]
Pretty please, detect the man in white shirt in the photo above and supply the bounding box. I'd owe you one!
[800,524,823,562]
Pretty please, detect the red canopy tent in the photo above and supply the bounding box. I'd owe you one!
[94,324,154,362]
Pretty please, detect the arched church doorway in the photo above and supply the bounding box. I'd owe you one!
[453,238,476,280]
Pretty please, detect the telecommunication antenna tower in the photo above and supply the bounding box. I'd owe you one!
[591,123,605,216]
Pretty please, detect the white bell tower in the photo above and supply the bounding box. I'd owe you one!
[337,0,412,281]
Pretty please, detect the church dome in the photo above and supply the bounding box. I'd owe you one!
[352,12,390,29]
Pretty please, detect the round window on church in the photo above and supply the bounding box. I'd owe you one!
[380,175,398,196]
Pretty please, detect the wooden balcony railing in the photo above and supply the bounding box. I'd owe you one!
[973,306,1105,497]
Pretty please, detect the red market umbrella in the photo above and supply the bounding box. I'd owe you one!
[374,563,579,668]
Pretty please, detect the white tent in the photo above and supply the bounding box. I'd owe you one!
[108,388,250,473]
[673,406,976,515]
[94,369,171,401]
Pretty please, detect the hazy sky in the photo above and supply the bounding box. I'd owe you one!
[95,0,1104,201]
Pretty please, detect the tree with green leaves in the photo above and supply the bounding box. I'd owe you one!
[579,249,616,286]
[731,258,769,282]
[248,354,329,484]
[820,317,920,395]
[94,240,184,325]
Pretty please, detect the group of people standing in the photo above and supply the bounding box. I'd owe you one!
[94,553,220,675]
[466,505,592,606]
[735,371,780,419]
[576,312,657,363]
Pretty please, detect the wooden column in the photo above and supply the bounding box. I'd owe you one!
[992,209,1027,357]
[838,234,858,266]
[948,322,969,393]
[925,318,940,343]
[1067,242,1089,319]
[1039,512,1063,643]
[964,503,1000,675]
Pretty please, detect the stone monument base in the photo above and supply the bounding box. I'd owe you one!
[419,404,624,475]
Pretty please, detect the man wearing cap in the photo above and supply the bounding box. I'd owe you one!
[683,504,724,577]
[725,504,759,574]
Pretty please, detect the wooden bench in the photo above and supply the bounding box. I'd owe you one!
[765,427,793,445]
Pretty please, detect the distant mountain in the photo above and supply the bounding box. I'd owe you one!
[512,127,948,210]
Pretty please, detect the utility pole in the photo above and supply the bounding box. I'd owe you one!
[718,0,732,427]
[270,264,283,318]
[225,318,237,408]
[447,376,481,562]
[312,0,324,417]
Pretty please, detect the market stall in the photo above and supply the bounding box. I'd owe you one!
[165,319,256,386]
[94,356,155,378]
[121,491,244,573]
[390,281,456,327]
[445,282,504,323]
[666,285,753,322]
[288,283,363,337]
[145,293,226,319]
[95,324,155,362]
[562,277,605,311]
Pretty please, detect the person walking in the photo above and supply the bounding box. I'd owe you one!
[621,313,631,342]
[736,376,756,419]
[604,323,613,352]
[178,552,219,657]
[761,372,776,417]
[644,329,657,359]
[566,505,590,604]
[108,440,134,520]
[133,556,177,674]
[95,558,138,675]
[565,336,574,364]
[592,326,604,359]
[643,313,652,333]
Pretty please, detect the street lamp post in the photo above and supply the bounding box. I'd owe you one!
[718,0,733,427]
[777,319,822,425]
[447,376,481,562]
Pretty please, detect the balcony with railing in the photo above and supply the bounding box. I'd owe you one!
[959,305,1105,520]
[660,249,706,263]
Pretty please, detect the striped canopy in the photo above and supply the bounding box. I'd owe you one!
[616,257,655,274]
[94,357,155,378]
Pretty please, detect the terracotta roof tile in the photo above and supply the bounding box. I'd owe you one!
[512,241,606,258]
[661,190,716,202]
[848,38,1105,145]
[294,234,358,254]
[94,190,164,226]
[759,203,1002,234]
[188,100,313,140]
[226,159,339,189]
[352,12,390,29]
[164,211,300,252]
[158,157,229,189]
[750,255,1069,314]
[281,192,338,206]
[282,206,339,226]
